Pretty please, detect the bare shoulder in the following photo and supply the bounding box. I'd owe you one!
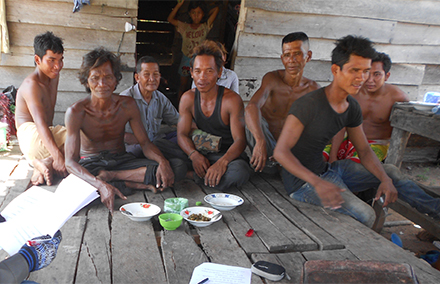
[223,88,244,110]
[385,83,409,102]
[303,77,321,91]
[262,70,284,85]
[18,73,43,99]
[180,89,196,110]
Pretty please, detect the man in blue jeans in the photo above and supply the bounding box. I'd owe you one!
[274,35,440,227]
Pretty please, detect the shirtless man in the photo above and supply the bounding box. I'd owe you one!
[15,32,67,185]
[178,40,251,189]
[65,48,185,212]
[245,32,320,172]
[324,52,409,163]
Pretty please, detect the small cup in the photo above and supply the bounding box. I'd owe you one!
[164,198,188,214]
[159,213,183,230]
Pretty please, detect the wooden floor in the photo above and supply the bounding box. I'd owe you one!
[1,145,440,283]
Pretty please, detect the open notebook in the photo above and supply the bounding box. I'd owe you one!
[0,174,99,255]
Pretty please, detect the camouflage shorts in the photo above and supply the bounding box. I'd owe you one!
[191,129,222,154]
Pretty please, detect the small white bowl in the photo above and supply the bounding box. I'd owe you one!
[409,101,438,111]
[204,193,244,211]
[180,207,222,227]
[119,202,161,222]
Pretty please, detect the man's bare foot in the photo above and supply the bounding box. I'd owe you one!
[97,170,117,182]
[31,169,45,186]
[32,158,54,186]
[125,181,158,193]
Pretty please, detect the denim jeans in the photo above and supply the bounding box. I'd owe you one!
[282,159,440,227]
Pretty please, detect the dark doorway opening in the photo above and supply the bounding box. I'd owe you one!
[136,0,241,108]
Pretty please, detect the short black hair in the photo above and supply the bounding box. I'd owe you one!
[188,1,206,13]
[78,47,122,93]
[136,56,160,73]
[282,32,309,49]
[33,31,64,59]
[331,35,376,69]
[190,40,223,72]
[372,52,392,73]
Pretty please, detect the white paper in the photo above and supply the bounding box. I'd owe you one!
[189,262,252,284]
[0,174,99,255]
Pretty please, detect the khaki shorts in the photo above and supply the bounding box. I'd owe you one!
[17,122,66,162]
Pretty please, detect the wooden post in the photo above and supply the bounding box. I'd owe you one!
[385,128,411,169]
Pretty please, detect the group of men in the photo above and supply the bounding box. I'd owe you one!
[15,31,440,227]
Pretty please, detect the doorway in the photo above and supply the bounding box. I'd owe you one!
[136,0,241,108]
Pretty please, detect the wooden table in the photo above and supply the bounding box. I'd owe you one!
[385,103,440,239]
[1,158,439,284]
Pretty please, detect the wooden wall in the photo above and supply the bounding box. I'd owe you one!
[0,0,138,125]
[233,0,440,102]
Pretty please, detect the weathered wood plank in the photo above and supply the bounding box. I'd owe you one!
[112,191,167,284]
[246,0,440,25]
[0,46,136,69]
[0,158,32,212]
[385,128,412,168]
[8,22,136,53]
[204,186,270,255]
[75,204,112,283]
[302,249,359,261]
[6,0,133,32]
[55,91,90,112]
[161,227,208,284]
[239,179,318,252]
[390,106,440,141]
[250,174,344,251]
[245,8,397,44]
[0,66,133,93]
[251,252,305,283]
[28,216,87,284]
[42,0,138,9]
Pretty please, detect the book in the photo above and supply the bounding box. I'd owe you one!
[0,174,99,255]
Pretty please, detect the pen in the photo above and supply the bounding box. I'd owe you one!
[197,278,209,284]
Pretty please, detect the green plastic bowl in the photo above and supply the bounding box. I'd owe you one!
[159,213,183,231]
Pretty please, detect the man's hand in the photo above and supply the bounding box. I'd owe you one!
[250,140,267,172]
[156,161,175,190]
[98,181,127,214]
[314,179,345,209]
[375,179,398,207]
[191,152,211,178]
[52,154,68,178]
[204,159,228,187]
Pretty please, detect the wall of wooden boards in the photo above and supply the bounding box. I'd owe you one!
[0,0,138,125]
[233,0,440,102]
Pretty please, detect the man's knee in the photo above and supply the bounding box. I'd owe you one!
[224,159,251,186]
[169,158,187,182]
[382,164,405,180]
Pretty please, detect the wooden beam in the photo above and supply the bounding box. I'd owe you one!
[41,0,138,10]
[246,0,440,26]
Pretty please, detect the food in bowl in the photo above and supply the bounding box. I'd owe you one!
[180,207,222,227]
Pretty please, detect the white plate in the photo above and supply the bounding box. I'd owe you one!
[180,207,222,227]
[409,101,438,111]
[119,203,161,222]
[204,193,244,211]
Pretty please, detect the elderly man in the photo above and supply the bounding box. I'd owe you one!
[65,48,185,212]
[245,32,320,173]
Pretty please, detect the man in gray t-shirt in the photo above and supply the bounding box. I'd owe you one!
[120,56,179,157]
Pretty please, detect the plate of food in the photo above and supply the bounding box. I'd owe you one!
[204,193,244,211]
[180,207,222,227]
[119,203,161,222]
[408,101,438,111]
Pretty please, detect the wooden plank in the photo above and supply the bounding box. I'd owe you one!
[236,32,440,65]
[161,227,208,284]
[389,107,440,141]
[285,198,440,283]
[55,91,90,112]
[42,0,138,9]
[246,0,440,25]
[250,174,344,251]
[112,191,167,284]
[251,252,305,283]
[28,216,87,284]
[418,85,440,102]
[385,128,411,168]
[0,66,133,93]
[0,158,32,211]
[388,200,440,240]
[6,0,133,32]
[75,204,112,283]
[422,65,440,85]
[245,8,397,44]
[0,46,136,69]
[239,179,319,252]
[204,186,270,255]
[302,249,359,261]
[8,22,136,53]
